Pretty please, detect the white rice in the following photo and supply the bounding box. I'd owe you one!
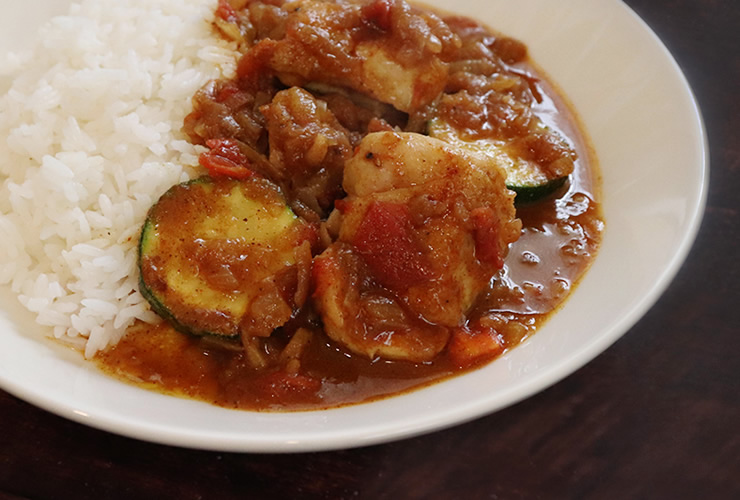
[0,0,237,357]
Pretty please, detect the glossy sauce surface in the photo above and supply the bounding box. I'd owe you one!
[97,129,601,412]
[96,0,603,411]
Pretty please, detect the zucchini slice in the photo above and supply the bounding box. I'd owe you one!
[139,176,315,338]
[427,118,569,203]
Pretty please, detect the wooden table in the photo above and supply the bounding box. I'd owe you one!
[2,0,738,498]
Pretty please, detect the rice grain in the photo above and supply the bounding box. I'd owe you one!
[0,0,236,357]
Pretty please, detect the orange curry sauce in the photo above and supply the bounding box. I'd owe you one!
[96,0,603,411]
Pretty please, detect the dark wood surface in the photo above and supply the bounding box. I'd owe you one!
[2,1,738,498]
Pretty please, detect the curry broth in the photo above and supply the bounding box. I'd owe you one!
[97,130,601,412]
[96,0,603,411]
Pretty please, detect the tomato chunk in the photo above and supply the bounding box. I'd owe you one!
[362,0,393,31]
[471,206,504,269]
[353,201,430,289]
[200,139,253,179]
[448,322,505,368]
[215,0,238,22]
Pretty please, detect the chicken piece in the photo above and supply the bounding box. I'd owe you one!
[312,131,521,362]
[261,87,352,214]
[237,0,460,113]
[313,242,451,362]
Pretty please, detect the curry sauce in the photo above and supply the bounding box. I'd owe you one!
[96,0,603,411]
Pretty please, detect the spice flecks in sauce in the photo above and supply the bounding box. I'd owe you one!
[97,0,603,411]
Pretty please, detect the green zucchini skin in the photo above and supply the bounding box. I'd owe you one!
[138,175,314,338]
[426,118,570,203]
[138,217,179,330]
[510,176,568,204]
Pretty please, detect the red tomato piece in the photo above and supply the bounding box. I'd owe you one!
[334,199,352,214]
[353,201,430,290]
[311,252,339,299]
[215,82,241,103]
[470,206,504,269]
[448,323,505,369]
[215,0,238,22]
[200,139,253,179]
[361,0,393,31]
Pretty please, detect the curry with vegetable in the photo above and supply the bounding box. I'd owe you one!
[97,0,603,411]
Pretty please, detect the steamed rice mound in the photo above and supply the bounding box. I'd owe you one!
[0,0,237,356]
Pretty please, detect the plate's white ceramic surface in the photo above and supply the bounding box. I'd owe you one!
[0,0,707,452]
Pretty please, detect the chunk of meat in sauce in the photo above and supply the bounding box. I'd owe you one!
[436,15,577,180]
[313,242,451,362]
[260,87,352,214]
[237,0,461,113]
[99,0,603,412]
[312,131,521,362]
[184,77,275,151]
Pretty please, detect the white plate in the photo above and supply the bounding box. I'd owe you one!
[0,0,707,452]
